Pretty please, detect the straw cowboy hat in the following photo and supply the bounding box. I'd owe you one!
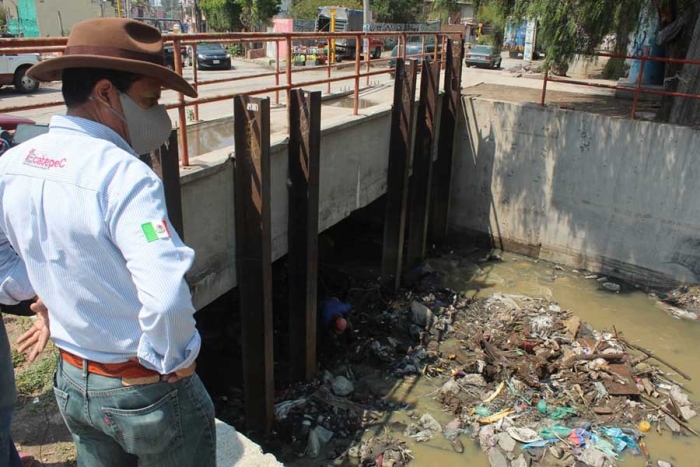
[28,18,197,97]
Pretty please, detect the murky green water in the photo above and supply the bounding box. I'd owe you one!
[367,252,700,466]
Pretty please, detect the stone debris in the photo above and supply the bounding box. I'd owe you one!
[331,375,354,397]
[268,253,697,466]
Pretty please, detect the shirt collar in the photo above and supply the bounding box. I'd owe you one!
[48,115,138,157]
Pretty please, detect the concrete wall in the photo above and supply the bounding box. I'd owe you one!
[182,105,392,310]
[35,0,113,37]
[451,97,700,287]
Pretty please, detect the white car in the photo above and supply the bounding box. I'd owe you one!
[0,53,41,94]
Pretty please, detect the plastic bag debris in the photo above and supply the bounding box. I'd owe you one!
[506,427,541,444]
[306,425,334,458]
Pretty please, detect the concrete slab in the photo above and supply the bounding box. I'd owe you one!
[216,419,282,466]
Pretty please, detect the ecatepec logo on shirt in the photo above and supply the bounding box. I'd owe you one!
[23,149,67,170]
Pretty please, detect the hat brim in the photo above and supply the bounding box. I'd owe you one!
[27,55,198,98]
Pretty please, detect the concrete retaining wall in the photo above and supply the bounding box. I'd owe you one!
[182,104,392,309]
[451,97,700,287]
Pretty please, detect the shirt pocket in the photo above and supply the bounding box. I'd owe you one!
[102,389,183,456]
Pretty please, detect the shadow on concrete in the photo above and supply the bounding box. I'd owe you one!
[452,93,700,288]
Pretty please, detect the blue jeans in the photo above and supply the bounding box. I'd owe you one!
[0,317,21,467]
[0,407,21,467]
[53,358,216,467]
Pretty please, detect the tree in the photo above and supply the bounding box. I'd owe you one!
[199,0,243,31]
[429,0,459,23]
[483,0,700,125]
[290,0,362,21]
[235,0,280,31]
[371,0,423,24]
[0,7,6,33]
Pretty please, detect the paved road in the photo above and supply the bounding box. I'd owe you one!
[0,57,392,125]
[0,53,612,126]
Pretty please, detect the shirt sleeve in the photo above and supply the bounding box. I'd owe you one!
[0,226,35,305]
[106,159,200,374]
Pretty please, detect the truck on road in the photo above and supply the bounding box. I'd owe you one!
[0,52,40,94]
[315,7,385,60]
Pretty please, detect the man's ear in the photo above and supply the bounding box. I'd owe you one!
[92,78,115,103]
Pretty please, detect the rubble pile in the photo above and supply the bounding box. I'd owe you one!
[404,291,698,466]
[271,262,696,466]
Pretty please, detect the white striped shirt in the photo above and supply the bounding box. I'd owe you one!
[0,115,200,374]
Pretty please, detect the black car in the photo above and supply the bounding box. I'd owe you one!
[194,43,232,70]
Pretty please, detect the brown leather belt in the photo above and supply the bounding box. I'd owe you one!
[59,349,159,380]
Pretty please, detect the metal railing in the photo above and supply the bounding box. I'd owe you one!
[541,51,700,120]
[0,30,461,165]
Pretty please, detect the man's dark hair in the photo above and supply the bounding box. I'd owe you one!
[62,68,140,108]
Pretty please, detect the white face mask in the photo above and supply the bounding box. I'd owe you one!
[94,93,172,155]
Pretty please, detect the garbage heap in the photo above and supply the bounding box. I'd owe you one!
[272,277,696,466]
[403,292,697,467]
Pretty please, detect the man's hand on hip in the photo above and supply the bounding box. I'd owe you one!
[17,298,51,363]
[163,362,196,384]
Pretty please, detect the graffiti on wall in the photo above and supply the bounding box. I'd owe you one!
[366,22,441,47]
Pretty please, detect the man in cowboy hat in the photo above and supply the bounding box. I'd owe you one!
[0,18,215,466]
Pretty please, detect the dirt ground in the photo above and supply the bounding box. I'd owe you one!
[463,82,660,119]
[5,314,76,467]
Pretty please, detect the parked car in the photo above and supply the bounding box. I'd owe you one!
[163,45,187,70]
[0,53,41,93]
[388,42,440,73]
[194,43,232,70]
[465,45,502,69]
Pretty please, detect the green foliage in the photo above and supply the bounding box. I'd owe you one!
[476,35,499,47]
[235,0,281,31]
[602,57,628,80]
[372,0,424,24]
[430,0,459,22]
[11,349,26,368]
[0,8,6,32]
[483,0,647,73]
[200,0,279,32]
[15,348,57,396]
[227,44,244,56]
[290,0,362,20]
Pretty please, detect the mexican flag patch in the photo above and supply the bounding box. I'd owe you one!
[141,220,171,242]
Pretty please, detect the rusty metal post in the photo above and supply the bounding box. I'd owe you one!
[382,59,418,289]
[541,69,548,106]
[286,36,293,105]
[354,36,361,115]
[365,33,371,86]
[275,40,280,105]
[288,89,322,382]
[401,34,407,59]
[433,34,439,62]
[192,43,199,121]
[406,60,440,269]
[233,95,274,437]
[148,130,184,239]
[430,39,461,243]
[631,54,646,120]
[421,35,425,63]
[172,38,189,166]
[327,36,332,94]
[441,35,446,69]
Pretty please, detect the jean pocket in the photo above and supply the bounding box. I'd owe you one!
[102,389,183,456]
[53,373,69,414]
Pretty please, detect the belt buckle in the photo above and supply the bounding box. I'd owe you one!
[121,374,161,386]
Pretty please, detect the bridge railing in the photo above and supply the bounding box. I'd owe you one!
[540,51,700,120]
[0,30,461,165]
